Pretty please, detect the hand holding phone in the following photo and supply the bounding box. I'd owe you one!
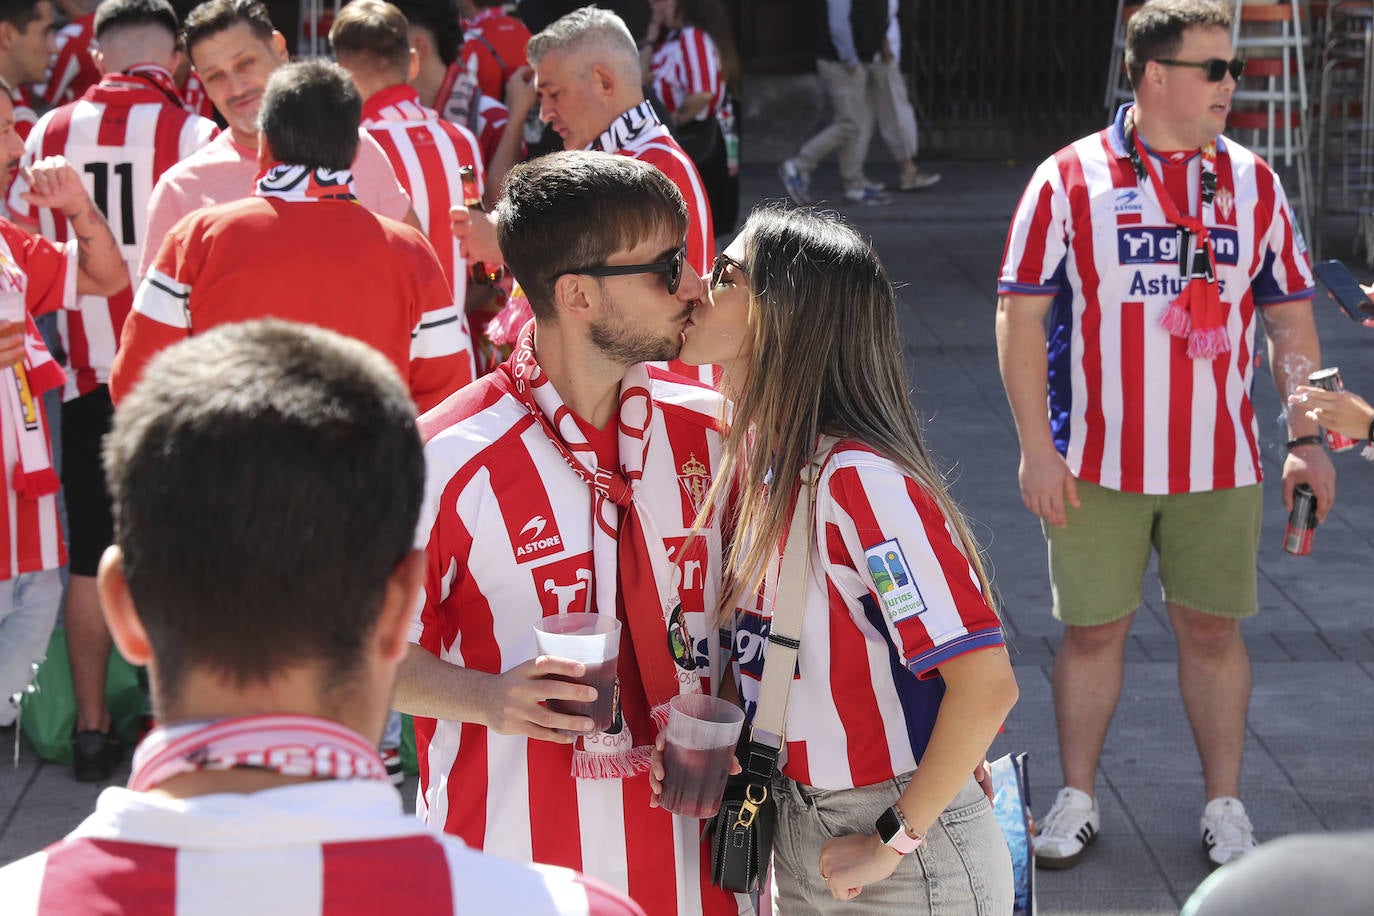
[1314,259,1374,321]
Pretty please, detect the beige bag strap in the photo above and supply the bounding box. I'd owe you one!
[748,459,821,751]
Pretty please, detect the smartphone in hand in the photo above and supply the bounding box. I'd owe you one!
[1314,259,1374,320]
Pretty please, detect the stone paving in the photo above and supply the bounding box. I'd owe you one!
[2,159,1372,915]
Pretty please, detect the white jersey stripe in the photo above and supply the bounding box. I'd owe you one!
[133,269,190,328]
[177,845,324,914]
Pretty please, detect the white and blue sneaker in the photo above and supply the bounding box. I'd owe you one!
[778,158,811,206]
[843,185,894,206]
[1034,786,1100,869]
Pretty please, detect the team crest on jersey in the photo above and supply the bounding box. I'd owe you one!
[678,452,711,514]
[865,539,927,623]
[1214,186,1234,221]
[514,513,564,563]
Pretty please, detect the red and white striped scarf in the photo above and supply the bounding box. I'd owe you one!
[495,321,703,779]
[0,248,63,498]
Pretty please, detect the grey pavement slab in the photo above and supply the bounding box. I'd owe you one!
[1,160,1371,916]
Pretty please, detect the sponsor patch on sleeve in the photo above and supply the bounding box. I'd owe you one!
[864,539,927,622]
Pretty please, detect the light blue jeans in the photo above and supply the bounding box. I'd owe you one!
[772,772,1014,914]
[0,569,63,726]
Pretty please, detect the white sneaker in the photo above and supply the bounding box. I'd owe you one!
[1201,796,1257,866]
[778,159,811,206]
[1034,786,1100,869]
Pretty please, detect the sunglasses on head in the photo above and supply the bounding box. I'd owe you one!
[554,246,687,294]
[710,253,747,288]
[1154,57,1245,82]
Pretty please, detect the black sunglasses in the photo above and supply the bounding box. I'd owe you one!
[555,246,686,294]
[1154,57,1245,82]
[710,253,747,288]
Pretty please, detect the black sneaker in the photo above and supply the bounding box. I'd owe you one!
[381,747,404,786]
[72,728,119,782]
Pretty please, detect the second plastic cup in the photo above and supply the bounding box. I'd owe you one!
[532,612,620,734]
[659,694,745,819]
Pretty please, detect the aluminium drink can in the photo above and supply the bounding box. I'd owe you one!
[1308,368,1360,452]
[1283,484,1317,556]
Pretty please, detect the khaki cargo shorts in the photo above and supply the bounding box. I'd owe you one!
[1042,481,1263,626]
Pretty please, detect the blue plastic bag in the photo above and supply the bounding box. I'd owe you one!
[991,751,1036,916]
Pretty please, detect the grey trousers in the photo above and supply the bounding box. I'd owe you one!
[771,772,1014,915]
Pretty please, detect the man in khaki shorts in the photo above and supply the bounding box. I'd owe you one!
[994,0,1335,872]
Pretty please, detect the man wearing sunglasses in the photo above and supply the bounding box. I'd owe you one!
[996,0,1331,872]
[395,151,747,916]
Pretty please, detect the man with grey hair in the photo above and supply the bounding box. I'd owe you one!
[503,6,713,297]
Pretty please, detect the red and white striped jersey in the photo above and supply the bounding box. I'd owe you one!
[649,27,726,122]
[114,192,471,411]
[139,130,413,278]
[35,12,98,107]
[732,441,1004,791]
[0,780,645,915]
[9,84,38,141]
[361,84,480,384]
[473,93,508,168]
[411,365,738,916]
[178,71,216,121]
[997,106,1313,494]
[8,70,217,398]
[0,221,73,578]
[35,13,98,106]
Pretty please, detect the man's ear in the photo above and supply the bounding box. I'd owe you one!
[552,272,597,324]
[374,549,424,664]
[407,28,431,66]
[589,62,616,100]
[0,22,16,53]
[407,47,420,83]
[268,30,289,64]
[92,47,107,77]
[96,546,153,667]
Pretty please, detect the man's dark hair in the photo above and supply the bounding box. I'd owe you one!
[183,0,275,60]
[104,320,424,697]
[1125,0,1232,91]
[0,0,45,30]
[94,0,179,40]
[330,0,412,82]
[257,59,361,170]
[390,0,461,66]
[496,150,688,320]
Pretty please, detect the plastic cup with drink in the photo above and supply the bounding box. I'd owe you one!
[532,612,620,734]
[659,694,745,819]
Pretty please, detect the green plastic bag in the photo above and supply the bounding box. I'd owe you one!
[399,712,419,776]
[17,627,149,764]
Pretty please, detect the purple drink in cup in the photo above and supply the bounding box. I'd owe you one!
[532,612,620,735]
[546,658,618,733]
[660,694,745,819]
